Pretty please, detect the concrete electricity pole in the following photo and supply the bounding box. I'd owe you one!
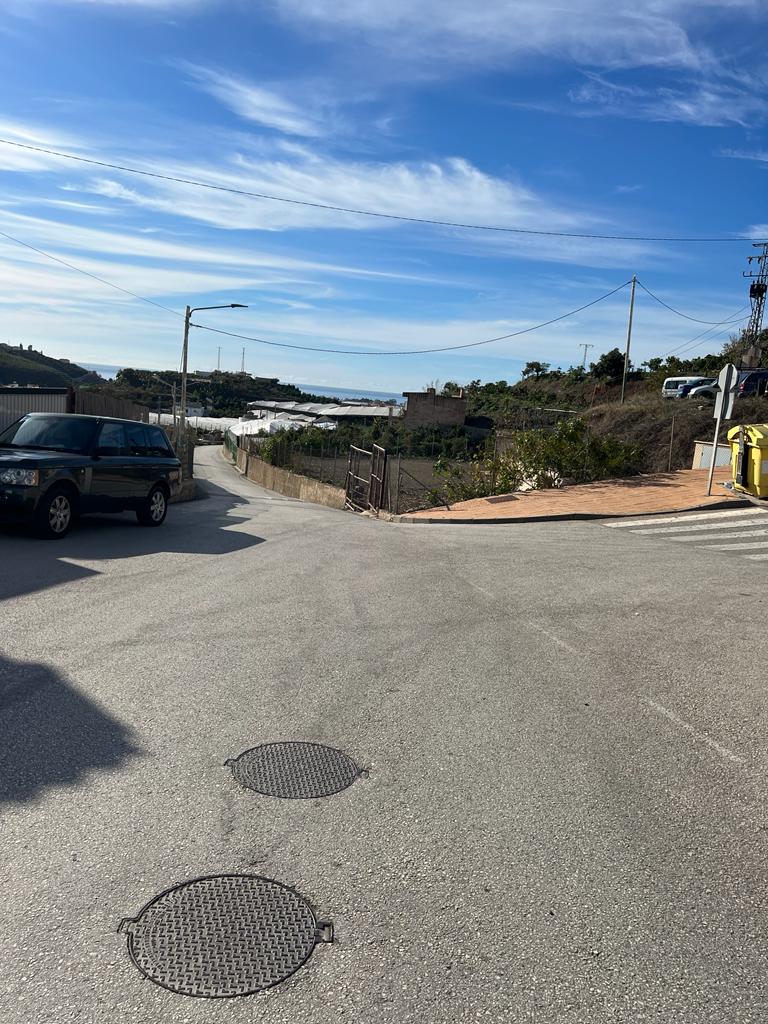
[179,303,247,463]
[620,275,637,405]
[241,347,246,374]
[217,346,221,371]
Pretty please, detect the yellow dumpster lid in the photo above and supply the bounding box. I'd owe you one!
[727,423,768,445]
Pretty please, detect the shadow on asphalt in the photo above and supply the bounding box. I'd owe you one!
[0,478,265,602]
[0,653,140,805]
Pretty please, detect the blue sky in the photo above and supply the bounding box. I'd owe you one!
[0,0,766,392]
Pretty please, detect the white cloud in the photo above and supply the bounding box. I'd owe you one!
[273,0,761,72]
[568,72,768,126]
[722,148,768,164]
[0,208,453,285]
[0,118,86,171]
[182,65,327,137]
[71,146,597,241]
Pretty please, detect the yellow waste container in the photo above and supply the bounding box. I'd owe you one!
[728,423,768,498]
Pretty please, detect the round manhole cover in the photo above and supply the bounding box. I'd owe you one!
[226,742,361,799]
[118,874,333,998]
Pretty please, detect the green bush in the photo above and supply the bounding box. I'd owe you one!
[429,419,642,504]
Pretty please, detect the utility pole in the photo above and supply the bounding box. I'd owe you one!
[620,274,637,405]
[179,305,191,450]
[217,346,221,372]
[178,302,248,467]
[741,243,768,368]
[241,347,246,374]
[579,343,594,370]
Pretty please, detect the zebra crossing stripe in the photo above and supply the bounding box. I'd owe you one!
[633,517,768,536]
[664,529,768,542]
[703,541,768,551]
[604,508,766,529]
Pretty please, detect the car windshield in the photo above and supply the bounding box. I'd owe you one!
[0,415,97,454]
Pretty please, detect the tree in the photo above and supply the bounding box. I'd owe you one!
[590,348,626,380]
[721,328,768,366]
[521,361,550,379]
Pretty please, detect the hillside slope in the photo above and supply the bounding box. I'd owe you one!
[0,345,100,387]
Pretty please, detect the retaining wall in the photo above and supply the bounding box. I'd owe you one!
[223,445,346,510]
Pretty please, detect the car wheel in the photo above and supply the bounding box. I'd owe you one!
[35,486,75,539]
[137,485,168,527]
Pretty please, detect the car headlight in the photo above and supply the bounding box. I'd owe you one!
[0,468,39,486]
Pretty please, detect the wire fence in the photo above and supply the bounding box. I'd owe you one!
[238,433,453,513]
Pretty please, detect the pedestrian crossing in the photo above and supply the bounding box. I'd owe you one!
[602,506,768,562]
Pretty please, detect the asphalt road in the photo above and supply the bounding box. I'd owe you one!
[2,445,768,1023]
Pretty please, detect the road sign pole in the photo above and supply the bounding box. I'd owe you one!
[706,363,738,495]
[706,406,724,496]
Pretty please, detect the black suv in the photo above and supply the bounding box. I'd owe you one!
[0,414,181,538]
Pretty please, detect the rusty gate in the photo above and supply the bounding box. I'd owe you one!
[345,444,387,512]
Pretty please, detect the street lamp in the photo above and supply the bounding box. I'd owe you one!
[178,303,247,461]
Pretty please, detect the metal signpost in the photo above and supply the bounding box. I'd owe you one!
[706,363,738,495]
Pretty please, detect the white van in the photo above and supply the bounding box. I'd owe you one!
[662,376,711,399]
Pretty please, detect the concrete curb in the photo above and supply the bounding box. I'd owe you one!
[393,496,750,525]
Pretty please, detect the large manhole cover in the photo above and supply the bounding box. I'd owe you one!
[226,742,361,799]
[118,874,333,998]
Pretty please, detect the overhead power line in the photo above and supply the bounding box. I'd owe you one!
[663,306,750,358]
[190,282,632,355]
[0,223,748,358]
[0,137,764,244]
[0,228,183,318]
[637,281,747,325]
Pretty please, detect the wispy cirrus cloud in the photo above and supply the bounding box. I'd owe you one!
[0,117,86,170]
[72,145,594,237]
[722,148,768,164]
[567,71,768,127]
[273,0,759,72]
[181,64,330,137]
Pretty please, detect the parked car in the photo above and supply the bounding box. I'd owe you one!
[685,379,719,400]
[737,369,768,397]
[0,413,181,538]
[661,376,713,399]
[680,377,717,398]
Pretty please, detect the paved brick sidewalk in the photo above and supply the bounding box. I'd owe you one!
[400,467,745,523]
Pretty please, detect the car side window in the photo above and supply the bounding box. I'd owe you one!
[97,422,128,456]
[146,426,173,458]
[125,423,149,456]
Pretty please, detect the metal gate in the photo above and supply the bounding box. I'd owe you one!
[345,444,387,512]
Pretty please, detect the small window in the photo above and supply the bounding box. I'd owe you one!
[125,422,149,456]
[97,422,128,456]
[146,426,173,457]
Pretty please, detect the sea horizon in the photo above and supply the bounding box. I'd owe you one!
[80,364,402,403]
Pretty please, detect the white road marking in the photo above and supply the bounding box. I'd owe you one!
[633,518,768,536]
[605,509,766,529]
[703,541,768,551]
[528,622,582,656]
[665,528,768,542]
[641,697,744,765]
[746,553,768,560]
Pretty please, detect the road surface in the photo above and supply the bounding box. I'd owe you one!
[2,445,767,1023]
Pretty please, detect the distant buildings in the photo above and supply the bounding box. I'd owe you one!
[246,388,469,429]
[246,399,403,425]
